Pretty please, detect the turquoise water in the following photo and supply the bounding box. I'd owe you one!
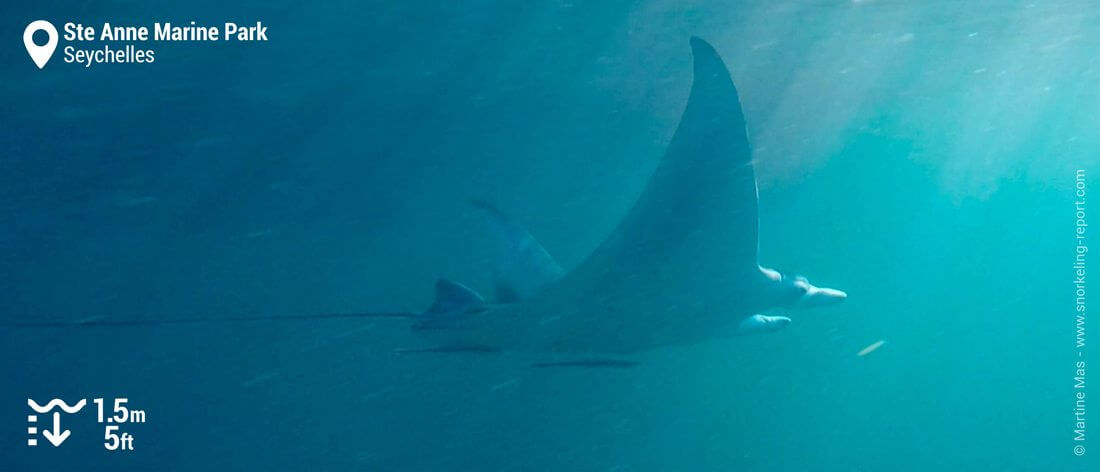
[3,1,1097,470]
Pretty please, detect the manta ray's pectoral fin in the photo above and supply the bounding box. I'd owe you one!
[394,345,499,354]
[520,37,762,313]
[531,359,639,369]
[472,200,565,303]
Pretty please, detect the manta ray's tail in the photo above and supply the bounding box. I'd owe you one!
[3,279,484,329]
[1,310,418,328]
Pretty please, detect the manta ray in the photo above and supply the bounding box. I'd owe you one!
[396,37,846,364]
[8,38,846,367]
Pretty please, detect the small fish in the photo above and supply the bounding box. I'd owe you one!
[858,340,886,357]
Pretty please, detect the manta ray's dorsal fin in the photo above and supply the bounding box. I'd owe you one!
[472,200,565,302]
[425,278,485,315]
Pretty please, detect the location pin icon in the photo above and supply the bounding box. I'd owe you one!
[23,20,58,69]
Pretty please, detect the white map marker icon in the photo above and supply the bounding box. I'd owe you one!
[23,20,58,69]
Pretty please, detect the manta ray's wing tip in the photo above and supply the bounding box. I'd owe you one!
[687,37,726,72]
[689,36,711,49]
[689,36,720,56]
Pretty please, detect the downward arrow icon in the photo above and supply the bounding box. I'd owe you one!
[41,412,71,447]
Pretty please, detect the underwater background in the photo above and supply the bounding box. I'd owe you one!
[2,0,1098,470]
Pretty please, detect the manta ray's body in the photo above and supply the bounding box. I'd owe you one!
[2,38,844,351]
[404,38,845,359]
